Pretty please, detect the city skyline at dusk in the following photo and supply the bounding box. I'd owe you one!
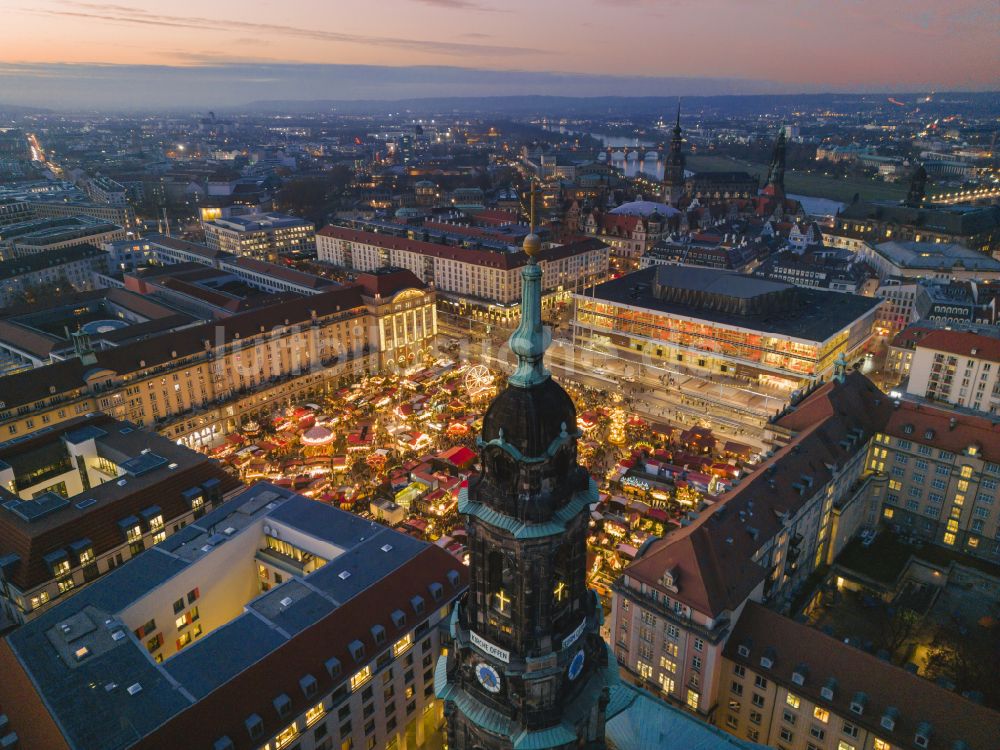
[1,0,998,108]
[0,5,999,750]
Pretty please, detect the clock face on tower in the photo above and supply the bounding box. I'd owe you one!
[567,649,585,681]
[475,662,502,693]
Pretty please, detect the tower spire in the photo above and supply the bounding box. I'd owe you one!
[904,164,927,208]
[509,180,550,388]
[663,102,686,206]
[764,127,786,198]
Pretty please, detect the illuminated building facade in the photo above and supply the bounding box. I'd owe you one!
[0,481,467,750]
[203,213,316,262]
[0,276,435,448]
[0,414,239,624]
[868,401,1000,561]
[903,328,1000,414]
[719,602,998,750]
[574,266,881,391]
[317,225,608,324]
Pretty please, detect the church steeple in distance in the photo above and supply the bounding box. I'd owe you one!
[663,100,686,207]
[904,164,928,208]
[763,127,787,199]
[435,180,618,750]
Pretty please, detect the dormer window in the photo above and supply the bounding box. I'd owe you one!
[914,721,932,748]
[659,566,679,592]
[390,609,407,629]
[44,549,70,577]
[428,582,444,602]
[348,640,365,662]
[791,663,808,686]
[760,647,775,670]
[737,644,751,658]
[820,677,837,702]
[881,707,899,731]
[273,692,291,719]
[245,714,263,740]
[850,691,868,715]
[299,674,318,698]
[324,656,341,679]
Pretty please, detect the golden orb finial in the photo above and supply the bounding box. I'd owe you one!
[523,232,541,257]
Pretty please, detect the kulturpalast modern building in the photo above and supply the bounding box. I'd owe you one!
[573,265,881,392]
[0,481,467,750]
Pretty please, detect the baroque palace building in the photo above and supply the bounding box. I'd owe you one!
[0,270,436,448]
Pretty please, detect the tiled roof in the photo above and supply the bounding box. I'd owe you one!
[626,373,892,617]
[356,267,426,298]
[725,602,1000,750]
[883,400,1000,463]
[914,328,1000,363]
[228,257,334,290]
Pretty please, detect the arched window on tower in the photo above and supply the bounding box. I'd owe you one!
[488,550,515,617]
[552,542,572,624]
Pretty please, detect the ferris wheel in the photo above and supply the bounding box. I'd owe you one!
[465,365,495,398]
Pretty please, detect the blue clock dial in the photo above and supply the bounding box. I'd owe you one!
[475,662,502,693]
[568,649,585,681]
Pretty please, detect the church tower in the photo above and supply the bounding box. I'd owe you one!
[436,188,616,750]
[904,164,927,208]
[662,103,686,207]
[762,128,787,199]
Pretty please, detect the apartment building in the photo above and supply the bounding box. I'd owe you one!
[0,243,108,306]
[203,212,316,262]
[29,196,138,232]
[0,215,127,259]
[611,371,891,716]
[720,603,998,749]
[869,401,1000,561]
[872,282,920,338]
[0,481,467,750]
[316,225,609,323]
[0,197,32,227]
[611,371,1000,748]
[903,329,1000,414]
[85,175,128,205]
[0,286,396,448]
[0,414,239,624]
[855,241,1000,284]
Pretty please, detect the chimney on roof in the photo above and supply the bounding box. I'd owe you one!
[949,417,957,430]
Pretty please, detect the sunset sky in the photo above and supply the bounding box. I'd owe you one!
[1,0,998,107]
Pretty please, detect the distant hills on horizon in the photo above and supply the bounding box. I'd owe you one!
[236,91,1000,117]
[1,91,998,118]
[0,62,996,113]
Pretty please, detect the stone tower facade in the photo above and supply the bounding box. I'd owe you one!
[662,104,686,207]
[436,220,616,750]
